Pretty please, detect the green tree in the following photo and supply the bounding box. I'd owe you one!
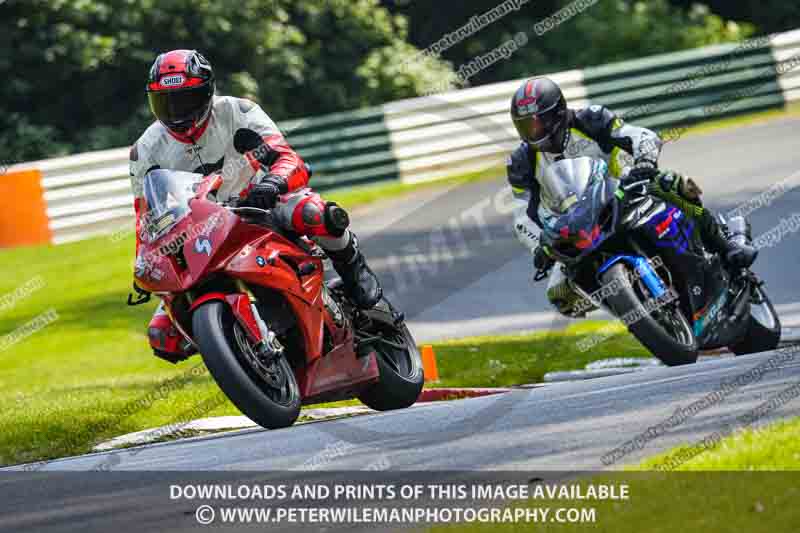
[382,0,755,87]
[0,0,452,160]
[669,1,800,34]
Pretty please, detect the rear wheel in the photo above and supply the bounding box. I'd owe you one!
[601,263,698,366]
[193,301,301,429]
[730,286,781,355]
[356,299,424,411]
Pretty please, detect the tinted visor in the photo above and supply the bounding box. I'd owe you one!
[147,82,213,131]
[513,106,563,145]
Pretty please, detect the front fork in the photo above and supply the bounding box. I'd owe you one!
[233,280,284,361]
[187,281,284,361]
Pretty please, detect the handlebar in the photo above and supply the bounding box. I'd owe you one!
[227,206,271,216]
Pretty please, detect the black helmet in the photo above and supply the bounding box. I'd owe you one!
[510,77,569,153]
[146,50,215,138]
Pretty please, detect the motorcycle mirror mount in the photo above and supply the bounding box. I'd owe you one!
[127,282,152,306]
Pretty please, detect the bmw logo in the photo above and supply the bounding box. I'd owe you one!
[256,256,266,267]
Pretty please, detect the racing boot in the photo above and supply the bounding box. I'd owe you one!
[148,302,196,363]
[701,212,758,269]
[546,264,594,318]
[327,232,383,309]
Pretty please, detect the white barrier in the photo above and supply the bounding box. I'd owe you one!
[5,30,799,246]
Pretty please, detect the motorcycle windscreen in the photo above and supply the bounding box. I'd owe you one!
[541,161,618,260]
[539,157,604,214]
[141,169,203,242]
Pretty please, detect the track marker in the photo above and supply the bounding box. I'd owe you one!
[421,344,440,382]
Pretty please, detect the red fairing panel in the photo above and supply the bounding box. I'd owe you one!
[188,292,264,344]
[225,293,264,344]
[223,231,328,360]
[134,196,144,254]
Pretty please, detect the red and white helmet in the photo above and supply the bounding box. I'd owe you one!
[146,50,215,140]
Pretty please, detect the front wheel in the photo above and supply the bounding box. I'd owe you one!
[601,263,698,366]
[356,299,424,411]
[193,301,301,429]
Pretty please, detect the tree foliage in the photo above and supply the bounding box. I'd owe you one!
[382,0,756,88]
[2,0,777,161]
[668,0,800,34]
[0,0,451,160]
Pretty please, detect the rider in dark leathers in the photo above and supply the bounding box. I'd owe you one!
[507,77,757,316]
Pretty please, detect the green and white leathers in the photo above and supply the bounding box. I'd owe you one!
[506,105,663,317]
[508,105,662,236]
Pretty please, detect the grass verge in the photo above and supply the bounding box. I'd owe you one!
[424,321,647,387]
[635,415,800,471]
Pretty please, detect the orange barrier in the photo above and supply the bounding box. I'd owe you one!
[421,344,440,382]
[0,169,51,247]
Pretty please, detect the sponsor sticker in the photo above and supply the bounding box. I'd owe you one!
[160,74,185,87]
[194,237,212,256]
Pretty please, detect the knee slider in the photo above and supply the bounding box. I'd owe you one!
[323,202,350,237]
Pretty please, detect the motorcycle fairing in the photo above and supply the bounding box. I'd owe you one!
[297,339,380,403]
[543,177,620,262]
[645,206,695,254]
[135,199,237,293]
[223,229,328,360]
[692,289,729,338]
[138,198,335,363]
[690,265,752,349]
[631,208,747,350]
[534,159,774,357]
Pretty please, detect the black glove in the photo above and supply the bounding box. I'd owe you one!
[655,170,704,202]
[244,175,285,210]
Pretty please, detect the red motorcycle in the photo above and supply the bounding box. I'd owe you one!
[130,167,423,429]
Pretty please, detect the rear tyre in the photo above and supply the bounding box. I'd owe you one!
[730,286,781,355]
[601,263,698,366]
[357,299,424,411]
[193,301,301,429]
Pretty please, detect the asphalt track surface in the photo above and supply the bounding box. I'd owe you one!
[1,117,799,531]
[4,348,800,532]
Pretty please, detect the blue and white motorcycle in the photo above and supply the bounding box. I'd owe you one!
[536,157,780,366]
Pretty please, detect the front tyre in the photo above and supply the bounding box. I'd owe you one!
[357,299,424,411]
[193,301,301,429]
[601,263,698,366]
